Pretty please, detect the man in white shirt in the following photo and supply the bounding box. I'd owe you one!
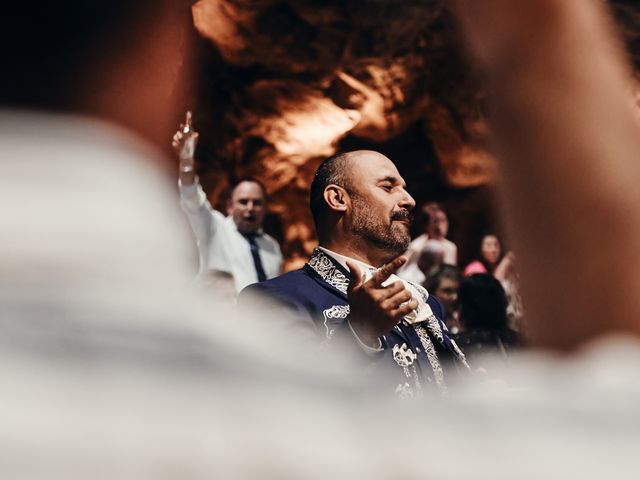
[173,117,283,293]
[398,202,458,285]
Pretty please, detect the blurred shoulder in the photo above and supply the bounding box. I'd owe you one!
[240,268,316,299]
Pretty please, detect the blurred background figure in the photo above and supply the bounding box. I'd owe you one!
[401,243,445,286]
[449,0,640,351]
[463,232,511,279]
[425,264,463,334]
[173,117,283,293]
[454,274,522,365]
[464,232,524,333]
[399,202,458,284]
[416,244,445,280]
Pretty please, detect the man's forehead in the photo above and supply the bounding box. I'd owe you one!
[348,151,402,180]
[232,181,265,199]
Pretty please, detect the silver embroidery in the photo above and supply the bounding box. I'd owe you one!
[392,343,417,368]
[307,249,464,391]
[307,249,349,294]
[450,338,471,369]
[407,283,444,339]
[408,287,466,367]
[322,304,350,338]
[414,324,448,395]
[424,314,444,344]
[392,343,423,398]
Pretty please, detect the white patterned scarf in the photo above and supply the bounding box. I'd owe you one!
[315,247,442,337]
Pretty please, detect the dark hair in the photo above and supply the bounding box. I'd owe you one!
[1,1,189,110]
[425,264,461,293]
[476,231,503,273]
[459,274,508,331]
[232,177,268,199]
[309,152,352,231]
[421,202,446,226]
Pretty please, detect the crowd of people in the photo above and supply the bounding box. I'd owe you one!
[174,119,526,378]
[4,0,640,477]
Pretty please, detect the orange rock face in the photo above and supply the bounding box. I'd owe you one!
[188,0,639,270]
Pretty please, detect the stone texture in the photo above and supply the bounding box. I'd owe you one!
[188,0,640,269]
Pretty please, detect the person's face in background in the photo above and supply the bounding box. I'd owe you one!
[228,181,267,234]
[417,248,444,278]
[480,234,501,266]
[434,276,459,318]
[427,210,449,240]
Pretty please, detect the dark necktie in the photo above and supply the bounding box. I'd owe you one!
[244,233,267,282]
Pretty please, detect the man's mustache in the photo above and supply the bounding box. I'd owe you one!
[390,209,413,223]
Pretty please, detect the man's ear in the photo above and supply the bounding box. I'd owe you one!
[323,185,350,213]
[226,200,233,216]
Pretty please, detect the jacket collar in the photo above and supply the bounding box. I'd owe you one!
[305,248,469,367]
[305,248,351,298]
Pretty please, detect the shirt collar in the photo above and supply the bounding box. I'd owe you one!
[315,247,439,331]
[316,246,376,276]
[231,218,264,238]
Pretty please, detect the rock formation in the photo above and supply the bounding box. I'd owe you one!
[186,0,640,269]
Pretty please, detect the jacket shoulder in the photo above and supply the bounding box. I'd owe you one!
[240,268,315,302]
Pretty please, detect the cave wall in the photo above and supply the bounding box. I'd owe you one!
[186,0,640,270]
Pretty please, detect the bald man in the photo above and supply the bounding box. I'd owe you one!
[240,150,469,396]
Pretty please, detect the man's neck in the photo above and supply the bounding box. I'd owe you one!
[320,239,390,268]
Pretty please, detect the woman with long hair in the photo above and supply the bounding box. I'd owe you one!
[463,232,524,332]
[463,232,515,282]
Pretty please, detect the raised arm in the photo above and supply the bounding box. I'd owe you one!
[173,111,224,268]
[172,110,199,186]
[450,0,640,350]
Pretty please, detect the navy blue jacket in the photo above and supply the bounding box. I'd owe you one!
[240,249,469,396]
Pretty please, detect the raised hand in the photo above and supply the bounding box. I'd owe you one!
[494,251,516,282]
[172,110,200,164]
[346,256,418,348]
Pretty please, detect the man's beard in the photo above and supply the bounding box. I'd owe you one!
[350,195,411,259]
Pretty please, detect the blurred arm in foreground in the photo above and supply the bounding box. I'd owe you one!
[450,0,640,351]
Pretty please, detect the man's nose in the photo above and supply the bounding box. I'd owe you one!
[400,189,416,210]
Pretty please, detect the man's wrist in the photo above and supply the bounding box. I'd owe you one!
[179,156,196,175]
[348,317,381,349]
[347,319,383,355]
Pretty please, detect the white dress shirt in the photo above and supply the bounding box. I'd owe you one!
[317,247,435,324]
[179,180,283,293]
